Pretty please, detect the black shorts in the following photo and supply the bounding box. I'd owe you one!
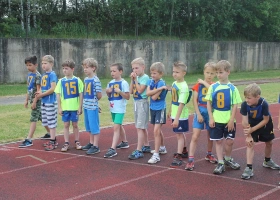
[210,122,236,140]
[251,117,275,142]
[150,109,166,124]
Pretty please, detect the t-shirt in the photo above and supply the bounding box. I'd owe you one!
[171,81,189,120]
[147,79,167,110]
[192,82,213,108]
[205,81,242,123]
[27,71,41,103]
[240,97,270,126]
[107,79,129,113]
[55,76,84,111]
[83,76,102,110]
[41,71,57,104]
[132,74,149,100]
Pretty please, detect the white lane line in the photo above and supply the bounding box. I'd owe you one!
[250,187,280,200]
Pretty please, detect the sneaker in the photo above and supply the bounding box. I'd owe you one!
[224,157,241,170]
[263,159,280,169]
[19,139,33,148]
[86,146,100,155]
[43,141,58,147]
[75,142,82,150]
[104,148,117,158]
[213,163,225,174]
[151,147,167,155]
[116,141,129,149]
[40,133,50,140]
[45,141,58,151]
[241,167,254,180]
[82,143,93,151]
[141,146,151,153]
[205,154,218,164]
[128,150,144,160]
[182,150,188,158]
[148,154,160,164]
[185,161,195,171]
[61,143,70,152]
[170,154,183,168]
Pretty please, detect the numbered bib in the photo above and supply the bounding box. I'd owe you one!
[62,79,79,99]
[108,81,123,101]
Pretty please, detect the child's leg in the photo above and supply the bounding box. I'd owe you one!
[72,122,79,141]
[27,122,37,139]
[111,124,121,149]
[136,128,146,150]
[63,122,70,143]
[224,138,234,158]
[93,134,100,147]
[143,129,149,146]
[189,128,201,157]
[119,125,128,142]
[215,139,224,162]
[153,124,162,153]
[246,144,254,165]
[90,134,95,144]
[177,134,185,154]
[49,128,56,140]
[160,130,164,146]
[264,141,272,158]
[207,130,214,152]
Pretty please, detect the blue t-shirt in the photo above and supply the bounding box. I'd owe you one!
[83,76,102,110]
[40,71,57,103]
[148,79,167,110]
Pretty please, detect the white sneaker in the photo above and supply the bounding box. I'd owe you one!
[150,147,167,155]
[148,154,160,164]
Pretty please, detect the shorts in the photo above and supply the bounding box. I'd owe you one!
[251,117,275,142]
[62,111,79,122]
[192,106,210,130]
[134,99,149,129]
[30,100,42,122]
[172,119,189,133]
[210,122,236,140]
[150,109,166,124]
[84,108,100,134]
[111,113,125,125]
[41,102,57,128]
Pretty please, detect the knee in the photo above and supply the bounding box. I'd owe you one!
[266,141,273,147]
[226,139,234,146]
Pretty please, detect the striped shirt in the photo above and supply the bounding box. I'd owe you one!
[83,76,102,110]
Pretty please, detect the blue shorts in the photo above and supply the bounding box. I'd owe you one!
[84,109,100,135]
[150,109,166,124]
[172,119,189,133]
[192,106,210,130]
[210,122,236,140]
[62,111,79,122]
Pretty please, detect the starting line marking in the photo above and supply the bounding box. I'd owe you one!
[0,147,12,151]
[16,155,47,163]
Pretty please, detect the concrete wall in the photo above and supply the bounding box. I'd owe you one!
[0,38,280,83]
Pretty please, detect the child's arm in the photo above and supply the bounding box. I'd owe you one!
[78,92,83,115]
[198,79,211,88]
[56,93,63,116]
[147,86,167,101]
[193,91,203,123]
[167,100,172,119]
[171,103,184,128]
[97,92,102,100]
[207,100,215,128]
[106,86,113,97]
[36,82,56,98]
[129,72,135,94]
[114,86,130,100]
[31,84,40,109]
[226,104,238,131]
[244,115,269,136]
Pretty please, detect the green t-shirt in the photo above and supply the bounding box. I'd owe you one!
[135,74,149,99]
[55,76,84,111]
[205,81,242,123]
[171,81,189,120]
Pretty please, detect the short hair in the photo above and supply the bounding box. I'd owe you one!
[62,59,75,69]
[111,63,123,71]
[42,55,54,64]
[173,61,187,72]
[244,83,261,97]
[25,55,37,65]
[150,62,165,74]
[216,60,231,72]
[204,62,216,70]
[131,57,145,66]
[82,58,98,69]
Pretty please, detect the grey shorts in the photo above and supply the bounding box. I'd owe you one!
[134,99,149,129]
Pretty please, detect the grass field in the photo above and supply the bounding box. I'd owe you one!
[0,70,279,144]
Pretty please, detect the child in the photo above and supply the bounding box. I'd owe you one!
[185,62,217,170]
[81,58,102,155]
[205,60,242,174]
[128,57,151,160]
[104,63,130,158]
[35,55,58,151]
[240,83,279,179]
[146,62,168,164]
[55,59,84,152]
[168,61,190,168]
[19,56,50,148]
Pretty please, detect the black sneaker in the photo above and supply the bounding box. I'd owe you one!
[19,139,33,148]
[82,143,93,151]
[213,163,225,174]
[86,146,100,155]
[116,141,129,149]
[141,145,151,153]
[104,148,117,158]
[224,157,241,170]
[40,133,50,140]
[170,153,183,168]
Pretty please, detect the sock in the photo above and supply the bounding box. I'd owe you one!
[265,157,271,162]
[159,146,165,150]
[75,140,79,143]
[65,142,69,145]
[188,156,194,163]
[153,153,159,157]
[224,156,231,161]
[207,151,212,155]
[218,160,224,165]
[247,164,253,169]
[26,138,31,142]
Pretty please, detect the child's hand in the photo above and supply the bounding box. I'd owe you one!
[243,125,252,136]
[114,88,121,94]
[209,118,215,128]
[171,119,179,128]
[106,87,113,93]
[31,102,36,110]
[130,72,136,80]
[245,136,254,148]
[77,108,82,115]
[160,86,168,90]
[98,107,102,113]
[197,78,204,84]
[58,108,63,116]
[166,86,172,91]
[35,91,43,99]
[24,100,28,108]
[226,120,235,132]
[197,114,204,123]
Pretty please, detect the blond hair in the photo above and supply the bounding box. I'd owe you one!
[62,59,75,69]
[131,57,145,66]
[244,83,261,97]
[150,62,165,74]
[82,58,98,70]
[42,55,54,64]
[204,62,216,70]
[173,61,187,72]
[216,60,231,72]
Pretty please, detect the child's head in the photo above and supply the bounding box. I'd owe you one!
[172,61,187,81]
[82,58,98,76]
[110,62,123,80]
[215,60,231,82]
[203,62,216,83]
[244,83,261,106]
[150,62,165,81]
[25,56,38,72]
[62,59,75,77]
[41,55,54,72]
[131,57,145,76]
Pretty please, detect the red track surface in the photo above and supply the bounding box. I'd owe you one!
[1,105,280,200]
